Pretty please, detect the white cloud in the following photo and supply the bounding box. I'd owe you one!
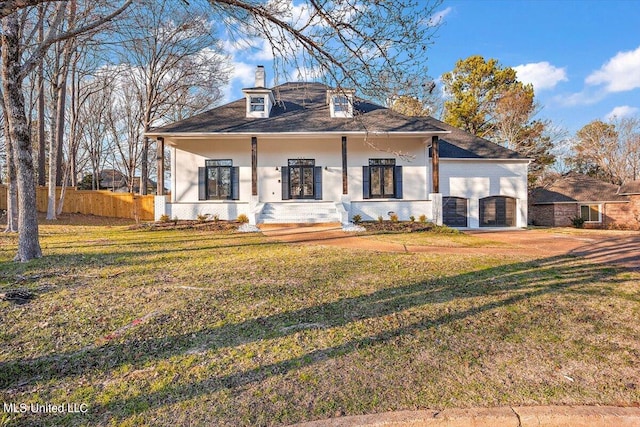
[605,105,639,121]
[586,45,640,92]
[553,89,605,107]
[426,7,452,27]
[223,37,274,62]
[231,61,256,87]
[513,62,567,91]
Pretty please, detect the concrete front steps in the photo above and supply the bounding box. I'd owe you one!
[258,202,341,224]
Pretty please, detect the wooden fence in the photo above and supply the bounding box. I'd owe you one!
[0,185,155,221]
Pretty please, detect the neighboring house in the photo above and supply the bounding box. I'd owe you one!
[530,172,638,229]
[146,66,529,228]
[618,180,640,228]
[99,169,127,191]
[98,169,158,194]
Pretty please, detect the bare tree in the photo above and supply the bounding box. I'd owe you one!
[1,0,133,261]
[208,0,441,103]
[615,116,640,183]
[569,120,624,185]
[113,0,229,194]
[45,1,78,220]
[0,91,18,232]
[493,87,556,185]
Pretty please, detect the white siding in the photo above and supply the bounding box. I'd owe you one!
[439,160,529,228]
[172,135,431,204]
[165,135,528,226]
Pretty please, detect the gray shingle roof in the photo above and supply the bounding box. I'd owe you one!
[150,82,526,160]
[421,117,524,159]
[619,180,640,195]
[531,172,629,204]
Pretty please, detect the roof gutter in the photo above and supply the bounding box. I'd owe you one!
[144,130,452,139]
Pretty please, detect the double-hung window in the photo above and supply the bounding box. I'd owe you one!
[580,204,601,222]
[332,95,349,113]
[249,96,265,112]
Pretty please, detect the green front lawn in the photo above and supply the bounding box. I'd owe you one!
[1,220,638,426]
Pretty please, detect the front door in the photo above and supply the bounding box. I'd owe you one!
[288,159,315,199]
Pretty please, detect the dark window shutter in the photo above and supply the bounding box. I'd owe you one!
[231,166,239,200]
[314,166,323,200]
[281,167,290,200]
[362,166,370,199]
[394,166,403,199]
[198,167,206,200]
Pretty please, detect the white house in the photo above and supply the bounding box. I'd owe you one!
[146,67,529,228]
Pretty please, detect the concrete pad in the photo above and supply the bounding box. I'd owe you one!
[291,407,519,426]
[435,407,519,426]
[290,406,640,427]
[291,410,440,426]
[515,405,640,427]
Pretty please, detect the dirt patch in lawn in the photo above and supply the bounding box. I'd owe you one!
[467,229,640,270]
[261,225,640,270]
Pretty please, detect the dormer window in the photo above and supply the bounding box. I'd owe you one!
[333,95,349,113]
[327,89,354,118]
[242,66,274,118]
[250,96,265,112]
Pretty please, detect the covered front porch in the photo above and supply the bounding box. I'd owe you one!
[152,133,445,226]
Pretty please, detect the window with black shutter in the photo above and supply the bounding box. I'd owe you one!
[199,160,238,200]
[365,159,401,199]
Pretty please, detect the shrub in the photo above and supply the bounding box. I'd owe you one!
[212,213,220,222]
[419,214,427,223]
[352,214,362,224]
[377,215,384,223]
[570,215,585,228]
[431,224,460,234]
[196,213,210,223]
[409,215,415,222]
[159,214,170,222]
[389,213,399,223]
[237,213,249,223]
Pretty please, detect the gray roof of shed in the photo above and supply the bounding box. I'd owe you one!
[151,82,526,160]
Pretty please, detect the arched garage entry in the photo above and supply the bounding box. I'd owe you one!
[442,197,468,227]
[479,196,516,227]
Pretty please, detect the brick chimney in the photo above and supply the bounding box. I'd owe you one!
[255,65,265,88]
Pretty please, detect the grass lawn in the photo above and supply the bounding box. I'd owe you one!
[1,218,639,426]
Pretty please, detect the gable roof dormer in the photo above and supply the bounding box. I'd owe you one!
[242,65,275,119]
[327,89,355,118]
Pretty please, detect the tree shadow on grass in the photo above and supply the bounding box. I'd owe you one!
[0,253,630,425]
[569,236,640,270]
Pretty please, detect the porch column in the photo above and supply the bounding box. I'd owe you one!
[156,137,164,196]
[431,135,439,193]
[342,136,348,194]
[251,136,258,196]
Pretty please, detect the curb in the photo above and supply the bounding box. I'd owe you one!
[291,406,640,427]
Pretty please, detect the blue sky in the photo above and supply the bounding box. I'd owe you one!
[222,0,640,135]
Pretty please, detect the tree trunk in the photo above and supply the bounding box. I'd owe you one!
[140,136,148,195]
[56,162,69,216]
[46,82,59,220]
[3,111,18,233]
[37,3,45,186]
[2,14,42,261]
